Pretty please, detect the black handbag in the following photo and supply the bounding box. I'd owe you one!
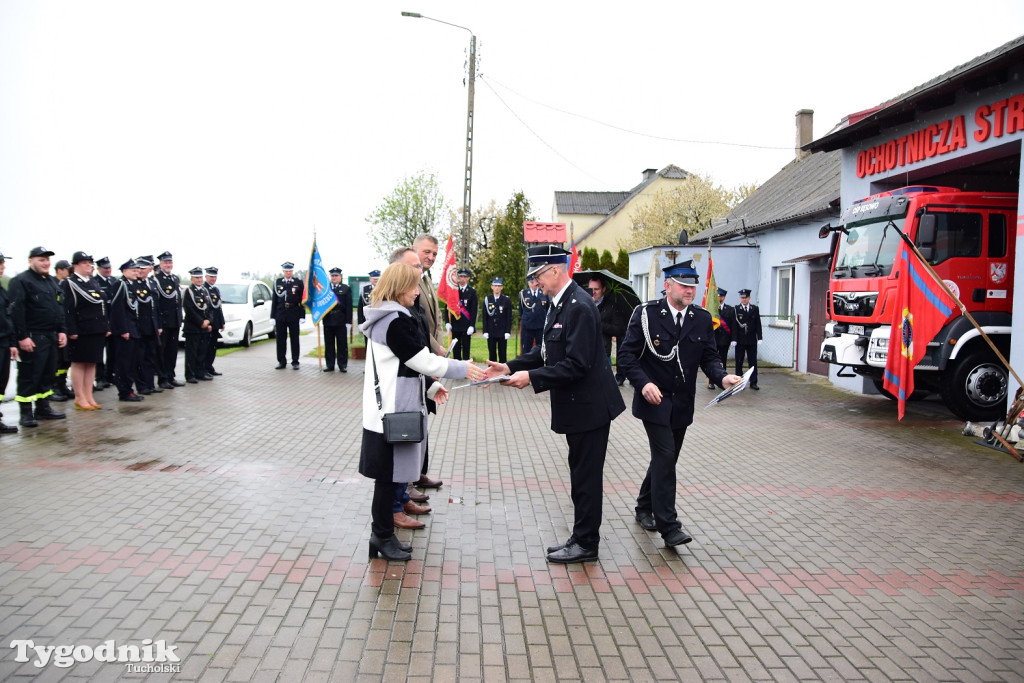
[370,343,425,444]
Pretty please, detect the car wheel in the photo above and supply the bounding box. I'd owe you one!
[241,322,253,348]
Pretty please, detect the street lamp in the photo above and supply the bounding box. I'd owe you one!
[401,11,476,267]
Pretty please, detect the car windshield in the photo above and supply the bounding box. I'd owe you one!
[833,218,905,278]
[218,284,250,304]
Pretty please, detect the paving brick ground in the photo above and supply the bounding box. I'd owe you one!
[1,334,1022,681]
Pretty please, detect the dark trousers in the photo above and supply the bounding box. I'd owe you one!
[323,325,348,370]
[276,319,300,363]
[136,334,158,392]
[614,336,625,382]
[636,421,687,534]
[204,331,221,372]
[184,333,209,380]
[158,327,179,381]
[735,344,758,386]
[487,336,507,363]
[452,332,471,360]
[521,327,543,354]
[113,336,138,398]
[16,331,58,402]
[371,479,396,539]
[565,423,610,550]
[0,355,11,419]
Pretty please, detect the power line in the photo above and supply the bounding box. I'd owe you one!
[485,76,791,151]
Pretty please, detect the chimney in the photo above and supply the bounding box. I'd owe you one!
[795,109,813,160]
[642,168,659,181]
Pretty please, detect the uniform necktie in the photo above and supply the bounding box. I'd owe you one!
[675,311,682,333]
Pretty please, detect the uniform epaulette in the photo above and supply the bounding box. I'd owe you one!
[642,299,662,307]
[691,303,707,312]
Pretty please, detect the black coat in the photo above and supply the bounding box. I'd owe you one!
[271,278,305,323]
[109,278,141,338]
[153,270,183,329]
[482,294,512,337]
[0,283,13,347]
[518,287,549,330]
[357,283,373,325]
[446,285,477,333]
[507,280,625,434]
[134,278,160,336]
[8,269,65,338]
[182,284,211,334]
[323,282,352,327]
[61,274,109,337]
[732,304,762,344]
[714,303,734,349]
[618,299,728,429]
[205,283,225,329]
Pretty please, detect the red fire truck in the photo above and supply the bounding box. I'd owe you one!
[818,186,1017,421]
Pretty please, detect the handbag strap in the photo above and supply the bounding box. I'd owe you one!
[369,343,383,411]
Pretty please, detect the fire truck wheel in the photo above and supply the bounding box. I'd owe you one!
[940,350,1008,422]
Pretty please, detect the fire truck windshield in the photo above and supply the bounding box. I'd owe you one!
[833,218,904,278]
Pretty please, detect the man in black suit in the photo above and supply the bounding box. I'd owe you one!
[271,262,305,369]
[322,267,352,372]
[618,261,741,547]
[445,268,477,360]
[483,245,626,564]
[732,288,763,390]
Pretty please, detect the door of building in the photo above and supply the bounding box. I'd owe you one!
[806,269,829,375]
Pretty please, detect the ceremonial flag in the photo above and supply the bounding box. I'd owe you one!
[568,237,581,275]
[702,258,723,330]
[436,235,462,319]
[882,245,957,420]
[302,238,337,325]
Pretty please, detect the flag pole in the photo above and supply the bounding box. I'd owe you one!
[891,226,1022,390]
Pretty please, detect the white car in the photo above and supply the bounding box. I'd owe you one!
[217,281,276,346]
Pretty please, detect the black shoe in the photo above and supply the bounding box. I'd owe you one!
[663,528,693,547]
[750,384,760,391]
[291,361,300,368]
[635,512,657,531]
[140,389,153,395]
[158,381,176,390]
[368,533,411,561]
[275,363,286,369]
[20,405,38,428]
[149,386,164,393]
[186,378,199,384]
[0,421,17,434]
[98,380,113,389]
[546,542,598,564]
[208,370,223,376]
[198,375,214,381]
[34,400,65,420]
[340,367,347,373]
[546,536,576,554]
[93,383,105,392]
[707,383,716,390]
[120,393,144,402]
[323,367,335,372]
[49,392,69,403]
[170,379,185,387]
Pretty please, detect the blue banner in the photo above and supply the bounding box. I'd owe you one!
[302,239,337,325]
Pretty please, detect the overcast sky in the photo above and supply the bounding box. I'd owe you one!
[2,1,1022,280]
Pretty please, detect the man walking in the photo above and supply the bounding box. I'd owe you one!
[618,260,740,547]
[483,246,625,563]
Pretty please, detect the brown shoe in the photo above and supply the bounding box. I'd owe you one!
[403,501,431,515]
[392,512,426,529]
[407,485,430,503]
[415,474,443,488]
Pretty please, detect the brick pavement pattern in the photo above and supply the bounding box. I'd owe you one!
[1,336,1022,681]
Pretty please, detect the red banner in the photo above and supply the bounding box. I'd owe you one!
[436,235,461,319]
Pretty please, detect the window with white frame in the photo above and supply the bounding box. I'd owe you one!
[776,266,794,322]
[634,274,649,301]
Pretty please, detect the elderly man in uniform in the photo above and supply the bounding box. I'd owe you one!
[203,267,225,376]
[108,259,144,402]
[154,251,184,389]
[518,273,548,353]
[732,288,763,390]
[183,267,213,383]
[618,261,741,547]
[272,261,305,369]
[8,246,67,426]
[484,245,626,563]
[445,268,477,360]
[323,267,352,372]
[482,277,512,363]
[0,251,19,433]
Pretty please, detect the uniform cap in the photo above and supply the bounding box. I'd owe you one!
[72,251,93,264]
[281,261,295,270]
[205,267,219,275]
[54,260,72,271]
[717,287,727,296]
[663,260,699,285]
[134,256,154,268]
[119,258,138,271]
[96,256,111,268]
[491,277,504,285]
[328,267,341,275]
[0,251,5,261]
[368,269,381,278]
[526,245,569,276]
[738,288,751,297]
[29,246,55,258]
[457,268,471,277]
[188,266,204,277]
[158,251,173,261]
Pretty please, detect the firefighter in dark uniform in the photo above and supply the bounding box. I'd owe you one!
[182,267,213,383]
[50,259,73,402]
[518,273,549,353]
[323,267,352,372]
[108,259,144,402]
[8,246,67,426]
[483,246,626,564]
[445,268,477,360]
[618,261,741,547]
[203,267,225,376]
[482,277,512,363]
[154,251,184,389]
[732,288,763,390]
[357,270,379,329]
[94,256,118,389]
[271,261,305,369]
[132,256,162,395]
[709,287,734,390]
[61,251,109,410]
[0,251,20,434]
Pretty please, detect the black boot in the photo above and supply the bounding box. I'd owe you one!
[34,399,66,420]
[19,403,38,428]
[368,533,411,561]
[0,415,17,434]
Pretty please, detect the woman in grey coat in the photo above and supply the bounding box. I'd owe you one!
[359,262,483,561]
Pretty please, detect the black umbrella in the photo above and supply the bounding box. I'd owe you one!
[572,269,641,309]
